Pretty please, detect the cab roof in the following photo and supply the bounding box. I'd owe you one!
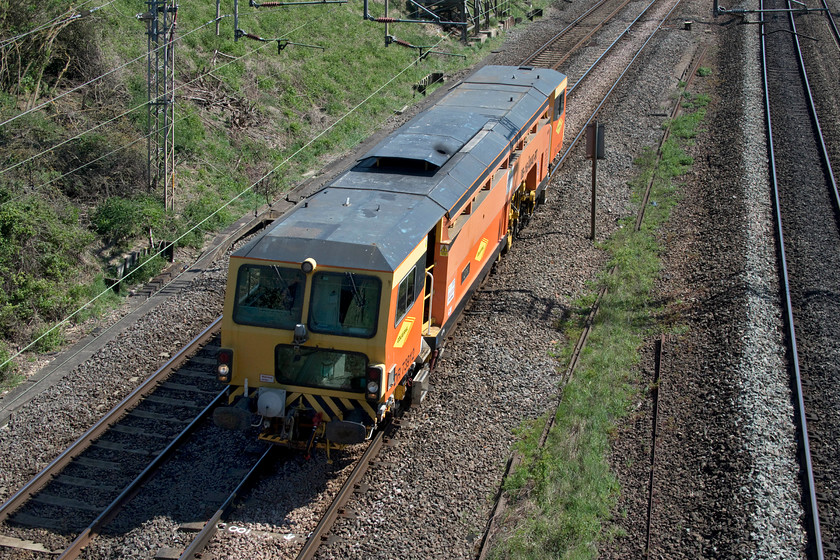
[234,65,566,272]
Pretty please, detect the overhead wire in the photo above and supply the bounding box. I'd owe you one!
[237,6,297,17]
[0,28,448,372]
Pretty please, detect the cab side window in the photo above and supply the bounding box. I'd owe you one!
[395,266,417,326]
[554,90,566,120]
[233,265,305,329]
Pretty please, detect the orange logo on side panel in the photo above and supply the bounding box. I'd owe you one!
[475,238,489,262]
[395,317,415,348]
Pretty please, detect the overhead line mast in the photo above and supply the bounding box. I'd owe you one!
[138,0,178,212]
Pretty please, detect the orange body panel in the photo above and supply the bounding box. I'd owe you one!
[426,98,564,330]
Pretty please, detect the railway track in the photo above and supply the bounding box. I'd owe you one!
[544,0,685,169]
[522,0,676,96]
[0,321,223,556]
[762,0,840,555]
[136,427,393,560]
[293,426,391,560]
[522,0,634,69]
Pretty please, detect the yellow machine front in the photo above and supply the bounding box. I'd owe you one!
[215,242,427,455]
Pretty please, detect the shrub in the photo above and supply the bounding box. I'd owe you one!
[0,194,93,341]
[91,195,168,244]
[54,132,146,201]
[32,323,64,352]
[177,192,235,247]
[0,341,18,386]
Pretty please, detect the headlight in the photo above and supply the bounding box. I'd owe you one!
[217,348,233,382]
[366,364,384,402]
[301,258,317,274]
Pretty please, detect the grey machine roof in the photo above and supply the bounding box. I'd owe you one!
[235,65,566,273]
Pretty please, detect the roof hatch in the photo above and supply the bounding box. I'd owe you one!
[363,109,491,169]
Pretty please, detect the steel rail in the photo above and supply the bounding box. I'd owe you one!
[295,428,387,559]
[177,445,278,560]
[760,0,825,557]
[57,387,229,559]
[817,0,840,51]
[0,316,222,525]
[521,0,634,69]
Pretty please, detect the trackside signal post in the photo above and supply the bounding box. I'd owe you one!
[586,121,605,240]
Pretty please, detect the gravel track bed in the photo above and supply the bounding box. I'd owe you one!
[0,268,226,503]
[200,443,368,559]
[78,425,278,559]
[0,0,829,557]
[609,10,805,559]
[605,2,809,558]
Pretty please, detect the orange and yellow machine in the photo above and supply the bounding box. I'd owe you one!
[214,65,567,455]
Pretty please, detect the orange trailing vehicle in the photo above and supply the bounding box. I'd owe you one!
[214,65,567,455]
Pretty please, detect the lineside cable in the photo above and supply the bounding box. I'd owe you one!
[0,4,342,176]
[1,6,337,197]
[0,111,196,211]
[0,17,278,178]
[0,8,340,363]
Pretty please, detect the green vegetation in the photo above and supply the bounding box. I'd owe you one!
[0,0,548,383]
[488,93,709,559]
[0,191,94,336]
